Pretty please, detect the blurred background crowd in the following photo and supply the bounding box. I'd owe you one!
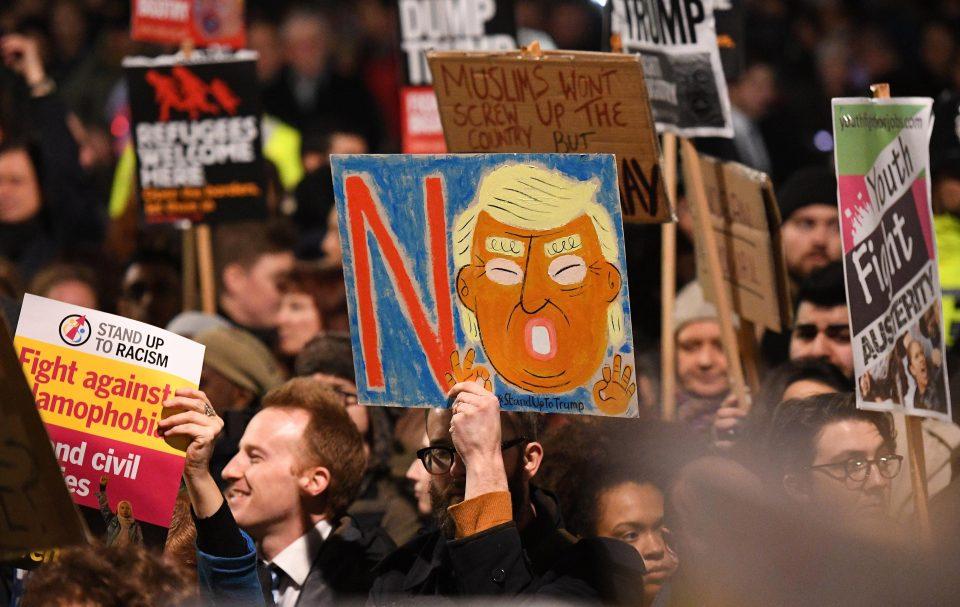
[3,0,960,606]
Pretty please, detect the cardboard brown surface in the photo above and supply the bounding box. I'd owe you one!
[427,49,671,223]
[688,153,792,332]
[0,320,87,561]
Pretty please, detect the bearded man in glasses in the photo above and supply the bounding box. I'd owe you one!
[369,381,645,604]
[768,392,901,534]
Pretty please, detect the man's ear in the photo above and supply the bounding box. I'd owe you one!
[522,441,544,482]
[231,385,256,410]
[456,266,478,312]
[601,263,622,303]
[782,473,810,503]
[299,465,331,498]
[222,263,247,296]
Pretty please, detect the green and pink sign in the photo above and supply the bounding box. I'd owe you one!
[832,97,950,421]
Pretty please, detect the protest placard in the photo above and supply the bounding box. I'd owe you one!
[428,50,671,223]
[14,295,205,547]
[124,50,267,224]
[832,96,952,422]
[400,87,448,154]
[333,153,639,417]
[609,0,733,138]
[0,320,86,561]
[398,0,516,153]
[687,153,792,332]
[131,0,246,49]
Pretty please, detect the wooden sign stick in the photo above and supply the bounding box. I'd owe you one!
[176,38,217,316]
[196,225,216,315]
[738,319,761,394]
[870,81,932,543]
[680,137,750,411]
[661,132,678,421]
[182,224,198,311]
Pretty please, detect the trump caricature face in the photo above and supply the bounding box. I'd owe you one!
[454,167,622,393]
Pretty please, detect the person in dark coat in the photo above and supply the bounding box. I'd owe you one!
[0,34,106,282]
[369,380,646,605]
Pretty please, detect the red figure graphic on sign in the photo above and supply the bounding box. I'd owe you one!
[64,316,87,341]
[144,66,240,121]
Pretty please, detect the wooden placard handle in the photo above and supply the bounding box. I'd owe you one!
[661,133,678,421]
[681,138,750,412]
[870,81,932,545]
[196,224,216,315]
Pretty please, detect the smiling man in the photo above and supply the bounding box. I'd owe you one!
[452,163,633,413]
[221,378,393,606]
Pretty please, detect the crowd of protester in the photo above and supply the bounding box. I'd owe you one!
[3,0,960,605]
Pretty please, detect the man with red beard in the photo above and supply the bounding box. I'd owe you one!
[369,381,646,604]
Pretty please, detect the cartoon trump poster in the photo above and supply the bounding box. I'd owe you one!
[332,154,639,416]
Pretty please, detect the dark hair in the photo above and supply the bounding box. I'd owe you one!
[766,392,896,480]
[538,418,664,537]
[795,261,847,310]
[263,378,366,518]
[213,219,296,290]
[0,140,44,213]
[565,460,663,538]
[749,359,853,438]
[277,260,347,328]
[28,262,98,302]
[21,543,196,607]
[294,331,354,381]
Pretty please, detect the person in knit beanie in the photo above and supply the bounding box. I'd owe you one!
[673,280,737,435]
[777,165,842,283]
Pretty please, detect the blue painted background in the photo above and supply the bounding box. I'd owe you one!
[331,153,636,416]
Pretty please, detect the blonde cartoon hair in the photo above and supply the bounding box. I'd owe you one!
[453,162,625,346]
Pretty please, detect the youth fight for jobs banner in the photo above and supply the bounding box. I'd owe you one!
[609,0,733,138]
[124,50,267,224]
[832,97,952,422]
[15,295,205,546]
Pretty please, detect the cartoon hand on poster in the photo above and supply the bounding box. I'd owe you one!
[445,349,492,391]
[592,355,636,415]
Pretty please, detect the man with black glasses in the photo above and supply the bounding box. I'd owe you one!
[369,380,646,605]
[768,392,901,534]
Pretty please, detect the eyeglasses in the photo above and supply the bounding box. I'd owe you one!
[793,323,850,343]
[809,454,903,482]
[336,387,358,407]
[416,437,527,475]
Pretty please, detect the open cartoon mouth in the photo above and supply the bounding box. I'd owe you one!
[525,318,557,360]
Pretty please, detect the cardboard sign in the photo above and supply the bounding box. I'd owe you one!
[609,0,733,138]
[333,154,639,417]
[428,50,671,223]
[400,86,448,154]
[124,50,267,224]
[14,295,205,546]
[685,153,791,332]
[131,0,246,49]
[0,320,86,561]
[832,97,952,421]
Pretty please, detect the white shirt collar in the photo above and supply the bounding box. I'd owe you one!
[268,518,334,587]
